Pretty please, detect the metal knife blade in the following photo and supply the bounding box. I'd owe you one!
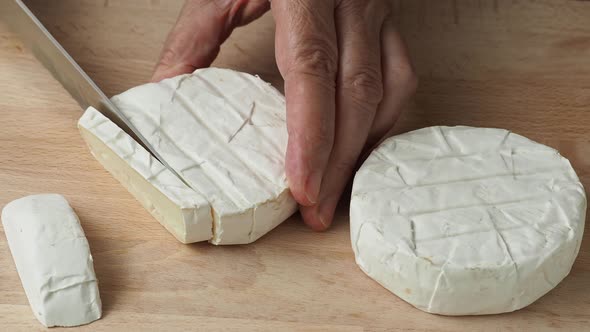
[0,0,190,187]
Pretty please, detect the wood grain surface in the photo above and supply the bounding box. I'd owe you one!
[1,0,589,330]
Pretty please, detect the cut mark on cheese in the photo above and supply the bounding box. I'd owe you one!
[396,166,408,185]
[436,126,453,152]
[228,102,255,143]
[179,161,206,173]
[487,209,519,274]
[170,74,191,103]
[366,165,571,191]
[409,218,417,249]
[427,244,456,311]
[415,223,543,245]
[408,195,552,218]
[499,130,511,147]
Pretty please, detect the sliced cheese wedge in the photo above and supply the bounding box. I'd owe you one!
[351,126,587,315]
[2,194,102,327]
[110,68,297,244]
[79,107,213,244]
[79,68,296,244]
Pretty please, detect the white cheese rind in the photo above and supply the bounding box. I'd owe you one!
[351,126,587,315]
[78,107,213,244]
[111,68,297,244]
[1,194,102,327]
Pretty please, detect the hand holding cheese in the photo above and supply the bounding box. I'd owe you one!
[151,0,418,230]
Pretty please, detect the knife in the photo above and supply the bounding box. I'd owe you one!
[0,0,188,186]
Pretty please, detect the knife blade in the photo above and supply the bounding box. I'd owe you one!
[0,0,190,187]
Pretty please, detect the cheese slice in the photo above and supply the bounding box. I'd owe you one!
[2,194,102,327]
[79,107,213,243]
[110,68,297,244]
[350,126,586,315]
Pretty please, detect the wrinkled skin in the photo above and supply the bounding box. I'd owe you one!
[152,0,418,231]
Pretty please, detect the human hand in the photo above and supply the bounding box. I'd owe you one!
[152,0,418,231]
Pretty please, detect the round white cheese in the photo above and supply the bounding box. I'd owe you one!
[350,126,586,315]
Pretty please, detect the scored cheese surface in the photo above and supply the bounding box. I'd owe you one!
[79,107,213,244]
[350,126,587,315]
[108,68,296,244]
[2,194,102,327]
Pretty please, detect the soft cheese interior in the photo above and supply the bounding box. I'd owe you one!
[81,68,297,244]
[350,126,587,315]
[2,194,102,327]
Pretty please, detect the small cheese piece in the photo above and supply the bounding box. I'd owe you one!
[351,126,586,315]
[111,68,297,244]
[2,194,102,327]
[78,107,213,244]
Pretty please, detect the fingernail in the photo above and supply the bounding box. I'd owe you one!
[307,206,329,231]
[305,170,323,205]
[317,202,334,230]
[318,214,330,229]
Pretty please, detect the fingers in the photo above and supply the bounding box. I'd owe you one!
[367,16,418,148]
[300,0,388,230]
[271,0,338,221]
[152,0,270,82]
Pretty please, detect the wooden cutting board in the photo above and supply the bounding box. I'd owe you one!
[1,1,589,330]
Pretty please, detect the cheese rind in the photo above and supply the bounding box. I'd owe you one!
[351,126,587,315]
[111,68,297,244]
[78,107,213,243]
[2,194,102,327]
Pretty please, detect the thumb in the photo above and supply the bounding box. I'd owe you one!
[152,0,270,82]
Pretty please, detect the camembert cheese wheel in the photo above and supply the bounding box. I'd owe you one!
[350,126,586,315]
